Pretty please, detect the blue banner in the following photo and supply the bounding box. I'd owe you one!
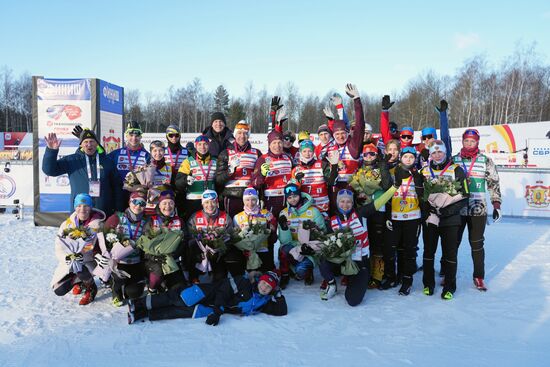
[99,80,124,114]
[37,78,91,101]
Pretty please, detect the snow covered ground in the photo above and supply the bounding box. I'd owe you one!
[1,214,549,367]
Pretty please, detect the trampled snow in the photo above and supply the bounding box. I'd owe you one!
[1,215,549,367]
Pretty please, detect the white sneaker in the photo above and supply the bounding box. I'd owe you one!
[320,281,337,300]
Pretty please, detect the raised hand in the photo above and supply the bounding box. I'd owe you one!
[323,106,334,120]
[382,95,395,110]
[271,96,283,112]
[45,132,62,150]
[344,84,360,99]
[72,125,83,139]
[436,99,448,112]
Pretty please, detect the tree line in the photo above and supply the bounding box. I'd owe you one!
[1,44,549,134]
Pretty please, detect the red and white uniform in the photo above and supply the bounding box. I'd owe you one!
[150,215,183,231]
[330,211,369,260]
[226,146,260,189]
[314,140,335,160]
[329,144,362,183]
[262,154,293,198]
[292,160,329,212]
[194,210,228,230]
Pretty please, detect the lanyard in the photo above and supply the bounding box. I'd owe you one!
[429,161,452,178]
[167,147,181,168]
[339,145,347,161]
[126,150,141,172]
[126,219,143,240]
[336,215,348,229]
[85,153,100,181]
[401,176,413,200]
[197,155,213,185]
[461,155,478,178]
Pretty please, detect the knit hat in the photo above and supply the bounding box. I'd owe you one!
[158,190,175,203]
[210,112,226,125]
[429,140,447,155]
[336,189,354,204]
[421,127,437,139]
[74,193,93,209]
[268,130,284,145]
[201,189,218,203]
[400,146,417,158]
[166,124,180,135]
[364,123,373,132]
[284,183,300,198]
[79,129,101,146]
[332,120,348,133]
[462,128,480,142]
[125,121,142,135]
[243,187,259,201]
[317,124,332,135]
[130,190,147,201]
[362,143,378,154]
[259,271,279,289]
[400,126,414,136]
[299,139,315,152]
[297,131,311,142]
[195,135,210,144]
[234,120,250,135]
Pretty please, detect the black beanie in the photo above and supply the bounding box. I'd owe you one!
[79,129,99,145]
[210,112,226,125]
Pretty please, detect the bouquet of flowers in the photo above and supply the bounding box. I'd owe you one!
[349,167,382,203]
[320,228,359,275]
[56,225,97,274]
[137,228,183,275]
[123,165,157,191]
[233,221,272,270]
[289,220,325,262]
[423,176,466,226]
[62,226,94,241]
[93,230,135,282]
[192,228,229,273]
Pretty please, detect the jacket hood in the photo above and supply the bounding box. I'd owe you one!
[287,192,314,215]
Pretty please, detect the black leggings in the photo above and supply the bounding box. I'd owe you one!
[457,215,486,279]
[111,262,146,300]
[383,219,420,280]
[422,223,460,293]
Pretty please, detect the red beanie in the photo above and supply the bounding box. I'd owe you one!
[332,120,348,133]
[130,190,147,201]
[259,271,279,289]
[268,130,283,145]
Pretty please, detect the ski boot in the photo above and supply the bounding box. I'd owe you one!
[473,277,487,292]
[320,280,337,301]
[79,282,97,306]
[398,276,413,296]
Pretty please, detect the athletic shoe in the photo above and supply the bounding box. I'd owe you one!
[320,279,328,290]
[79,283,97,306]
[423,286,434,296]
[320,281,337,301]
[112,296,124,307]
[473,277,487,291]
[441,291,454,300]
[398,276,413,296]
[72,283,83,295]
[368,279,381,289]
[340,276,348,287]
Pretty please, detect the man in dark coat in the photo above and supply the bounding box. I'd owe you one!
[42,129,123,216]
[202,112,234,158]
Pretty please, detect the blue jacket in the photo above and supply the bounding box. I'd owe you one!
[42,147,123,216]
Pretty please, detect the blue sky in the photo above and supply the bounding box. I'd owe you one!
[1,0,549,99]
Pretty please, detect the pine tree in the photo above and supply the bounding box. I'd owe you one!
[213,85,230,115]
[228,99,246,125]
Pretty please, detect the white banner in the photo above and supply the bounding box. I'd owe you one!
[0,163,33,206]
[527,139,550,168]
[498,169,550,218]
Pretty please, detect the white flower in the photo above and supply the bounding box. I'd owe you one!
[336,239,343,247]
[106,233,118,243]
[337,232,344,238]
[330,235,337,242]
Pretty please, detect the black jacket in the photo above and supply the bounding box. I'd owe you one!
[203,126,234,158]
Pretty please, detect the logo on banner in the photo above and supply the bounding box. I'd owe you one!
[0,174,16,199]
[102,86,120,104]
[103,129,121,153]
[525,181,550,208]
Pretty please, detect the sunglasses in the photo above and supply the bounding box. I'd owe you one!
[401,135,413,140]
[131,199,146,207]
[422,134,433,140]
[168,133,180,138]
[283,137,294,142]
[363,152,377,157]
[127,130,142,136]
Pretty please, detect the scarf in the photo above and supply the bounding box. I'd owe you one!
[460,146,479,159]
[244,205,261,217]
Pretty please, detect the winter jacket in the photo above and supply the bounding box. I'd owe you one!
[202,126,234,158]
[175,153,216,200]
[215,141,262,198]
[51,209,106,287]
[108,146,151,182]
[42,147,123,216]
[278,193,327,247]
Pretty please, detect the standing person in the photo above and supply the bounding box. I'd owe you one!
[314,123,335,160]
[127,271,287,325]
[282,130,298,163]
[202,112,234,158]
[215,121,262,218]
[42,130,123,216]
[104,191,148,307]
[420,141,468,300]
[291,139,339,215]
[278,183,327,288]
[175,135,217,220]
[233,187,277,272]
[142,140,173,216]
[453,129,502,291]
[328,84,366,208]
[50,193,105,305]
[416,127,437,167]
[165,124,188,215]
[380,147,423,296]
[251,130,293,218]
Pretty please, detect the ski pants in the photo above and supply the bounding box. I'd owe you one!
[111,262,146,300]
[279,244,313,279]
[319,255,371,306]
[422,223,460,293]
[457,215,486,279]
[52,264,94,296]
[383,219,420,280]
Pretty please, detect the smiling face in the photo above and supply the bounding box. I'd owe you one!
[334,130,348,145]
[363,151,377,163]
[269,139,283,155]
[126,132,142,149]
[167,133,180,144]
[75,204,91,221]
[151,146,165,161]
[129,198,146,215]
[338,197,353,213]
[235,130,248,146]
[195,141,209,155]
[243,196,258,211]
[159,199,175,216]
[300,147,314,161]
[385,142,400,163]
[202,199,217,215]
[258,280,274,295]
[212,119,225,133]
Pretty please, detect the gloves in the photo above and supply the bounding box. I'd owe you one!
[393,166,408,188]
[71,125,83,139]
[300,243,316,256]
[385,220,393,231]
[276,106,288,125]
[278,215,289,231]
[295,172,305,183]
[326,149,340,166]
[187,176,195,185]
[436,99,448,112]
[65,253,83,265]
[260,163,270,177]
[492,202,502,223]
[330,93,344,106]
[323,106,334,121]
[270,96,283,112]
[228,157,240,174]
[301,220,316,230]
[205,310,222,326]
[344,84,360,99]
[382,95,395,110]
[94,253,109,269]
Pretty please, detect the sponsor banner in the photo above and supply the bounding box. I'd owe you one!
[527,139,550,168]
[98,80,124,154]
[36,78,93,211]
[0,164,34,206]
[499,169,550,218]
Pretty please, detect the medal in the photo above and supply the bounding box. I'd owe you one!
[399,199,408,212]
[338,161,346,170]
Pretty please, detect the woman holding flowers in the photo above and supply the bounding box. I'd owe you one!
[420,140,468,300]
[233,187,277,272]
[51,193,105,305]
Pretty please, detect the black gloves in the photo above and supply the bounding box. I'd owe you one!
[301,220,316,230]
[295,172,305,183]
[278,215,289,231]
[393,165,408,188]
[270,96,283,112]
[72,125,83,139]
[382,95,395,110]
[436,99,448,112]
[300,244,315,256]
[205,308,222,326]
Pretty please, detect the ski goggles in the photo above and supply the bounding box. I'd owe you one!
[167,133,180,138]
[284,185,300,197]
[400,146,417,157]
[126,128,142,136]
[400,135,413,140]
[201,190,218,202]
[130,198,147,207]
[363,151,377,157]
